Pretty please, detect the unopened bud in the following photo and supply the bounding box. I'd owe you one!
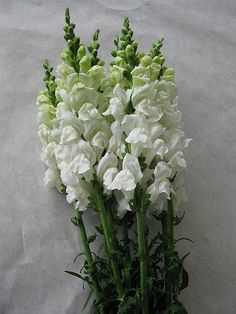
[77,45,86,59]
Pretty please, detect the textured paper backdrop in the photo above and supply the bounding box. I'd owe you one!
[0,0,236,313]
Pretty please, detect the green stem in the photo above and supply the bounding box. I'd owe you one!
[161,198,174,310]
[136,208,149,314]
[94,189,124,300]
[123,220,131,261]
[76,211,104,314]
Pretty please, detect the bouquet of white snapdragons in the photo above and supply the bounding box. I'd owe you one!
[37,8,191,314]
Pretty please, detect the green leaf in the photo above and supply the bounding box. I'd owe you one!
[175,237,193,244]
[82,290,92,311]
[174,212,185,226]
[181,252,190,263]
[88,233,97,244]
[73,252,85,263]
[71,216,80,227]
[64,270,85,281]
[180,267,189,290]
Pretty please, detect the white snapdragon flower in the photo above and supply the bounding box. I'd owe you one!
[38,123,52,145]
[122,153,143,184]
[96,152,118,182]
[78,103,102,121]
[56,63,74,79]
[66,181,91,211]
[59,84,99,112]
[60,126,80,144]
[79,65,105,89]
[41,142,58,170]
[103,84,132,120]
[114,190,132,218]
[37,104,56,126]
[121,114,148,136]
[44,168,63,192]
[147,162,172,205]
[131,83,157,108]
[108,170,136,191]
[60,111,83,134]
[106,154,143,213]
[126,127,152,157]
[108,121,126,158]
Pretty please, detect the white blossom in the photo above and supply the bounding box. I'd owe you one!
[37,48,191,215]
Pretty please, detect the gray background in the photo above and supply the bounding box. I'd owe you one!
[0,0,236,313]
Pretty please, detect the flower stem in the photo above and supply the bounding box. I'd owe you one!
[75,211,104,314]
[161,198,174,309]
[94,188,124,301]
[123,220,131,261]
[136,205,149,314]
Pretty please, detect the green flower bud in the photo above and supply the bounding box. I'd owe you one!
[90,55,95,65]
[79,55,91,73]
[49,81,57,92]
[120,40,126,49]
[140,55,152,67]
[67,39,73,48]
[125,44,133,55]
[137,52,145,60]
[77,45,86,59]
[154,55,165,65]
[111,50,117,57]
[97,60,105,66]
[164,68,175,76]
[132,41,138,51]
[117,50,126,59]
[115,56,123,64]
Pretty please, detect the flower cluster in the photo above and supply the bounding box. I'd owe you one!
[37,27,190,220]
[36,10,192,313]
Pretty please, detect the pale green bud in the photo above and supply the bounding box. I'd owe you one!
[79,55,91,73]
[77,45,86,59]
[164,68,175,76]
[140,55,152,67]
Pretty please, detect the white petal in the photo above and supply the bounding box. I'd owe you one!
[61,168,79,186]
[121,114,148,136]
[158,179,171,198]
[66,186,77,203]
[153,139,168,159]
[107,170,136,191]
[60,126,78,144]
[147,178,171,204]
[44,168,62,191]
[149,123,165,141]
[103,97,124,119]
[168,151,187,168]
[96,152,118,181]
[114,190,131,218]
[122,153,143,184]
[79,103,101,121]
[69,154,91,174]
[126,128,151,147]
[60,111,83,134]
[154,162,172,181]
[103,167,119,188]
[91,131,109,149]
[41,142,57,170]
[132,84,156,107]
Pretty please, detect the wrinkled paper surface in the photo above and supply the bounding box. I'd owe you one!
[0,0,236,313]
